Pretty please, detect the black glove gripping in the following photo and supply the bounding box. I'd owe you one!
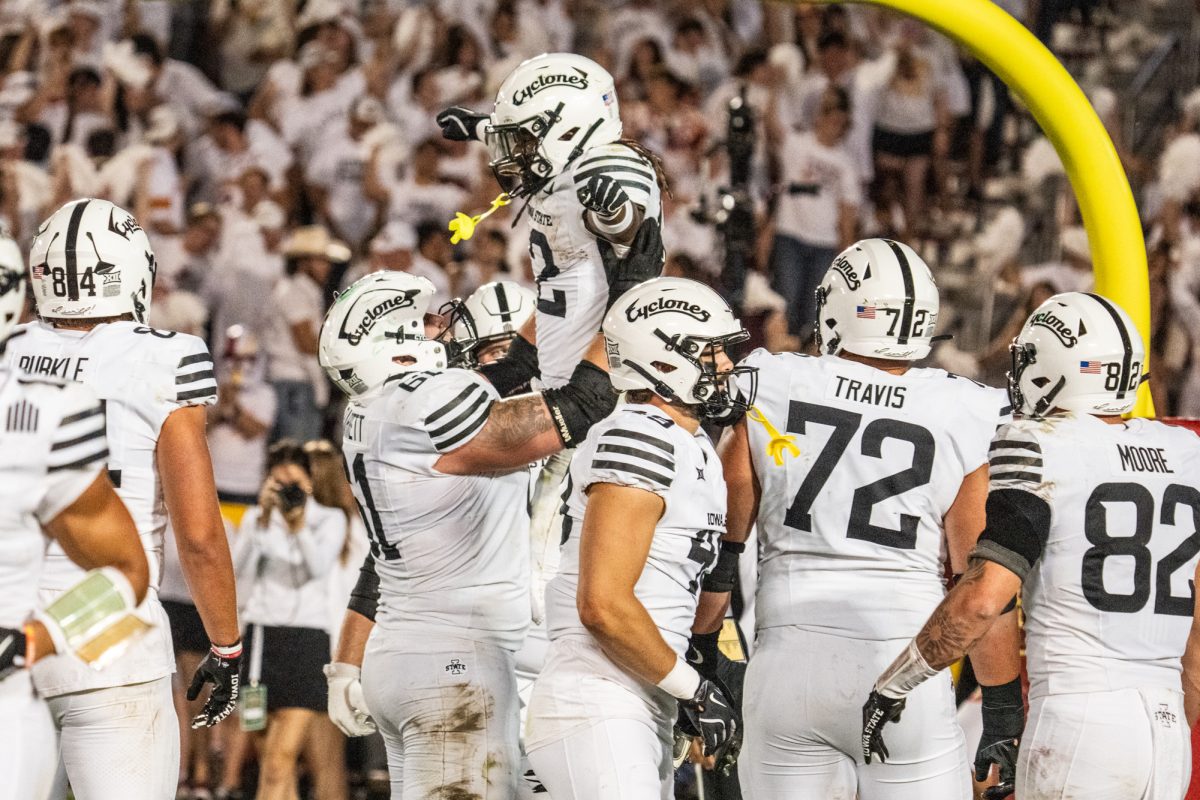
[686,629,722,681]
[541,361,617,447]
[578,173,630,215]
[436,106,488,142]
[187,641,242,728]
[679,678,741,772]
[861,689,906,764]
[477,335,539,397]
[604,218,664,311]
[975,678,1023,792]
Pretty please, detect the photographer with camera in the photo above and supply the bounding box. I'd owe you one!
[230,440,347,800]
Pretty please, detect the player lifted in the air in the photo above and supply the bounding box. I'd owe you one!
[863,292,1200,800]
[0,232,150,800]
[526,278,755,800]
[6,200,241,799]
[696,239,1019,799]
[317,270,616,799]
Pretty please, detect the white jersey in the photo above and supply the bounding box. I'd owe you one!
[5,320,218,695]
[341,368,530,652]
[547,404,725,658]
[527,142,663,387]
[740,349,1009,640]
[0,367,109,630]
[986,414,1200,699]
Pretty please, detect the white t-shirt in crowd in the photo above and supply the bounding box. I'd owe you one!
[386,177,467,228]
[209,380,278,497]
[306,128,375,250]
[774,130,861,248]
[264,273,324,387]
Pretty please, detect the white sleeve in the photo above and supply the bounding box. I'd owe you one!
[35,383,109,523]
[171,336,218,408]
[584,420,676,497]
[989,422,1046,493]
[416,371,497,454]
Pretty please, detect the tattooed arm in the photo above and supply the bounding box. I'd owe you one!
[915,560,1022,670]
[434,392,564,474]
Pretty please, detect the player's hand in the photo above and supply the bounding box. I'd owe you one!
[975,679,1023,795]
[436,106,488,142]
[324,662,376,736]
[679,679,740,771]
[187,641,242,728]
[0,625,27,680]
[577,173,629,216]
[861,689,905,764]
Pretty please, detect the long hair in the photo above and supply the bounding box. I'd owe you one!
[618,138,672,198]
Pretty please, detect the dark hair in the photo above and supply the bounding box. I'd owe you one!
[443,25,481,68]
[820,85,852,115]
[212,110,248,132]
[85,128,116,159]
[817,30,850,52]
[676,17,705,36]
[733,48,769,78]
[267,439,312,474]
[23,124,51,162]
[130,32,164,67]
[416,220,443,249]
[68,66,102,90]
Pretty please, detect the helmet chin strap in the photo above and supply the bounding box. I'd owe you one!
[623,359,680,403]
[1033,375,1067,416]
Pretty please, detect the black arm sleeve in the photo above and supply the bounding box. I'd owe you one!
[347,552,381,622]
[477,335,539,397]
[541,360,617,447]
[971,488,1052,582]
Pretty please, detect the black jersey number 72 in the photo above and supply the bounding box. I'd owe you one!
[781,401,935,550]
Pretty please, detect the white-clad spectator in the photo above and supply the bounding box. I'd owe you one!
[384,68,442,147]
[453,227,529,299]
[206,199,287,370]
[664,17,729,98]
[154,202,222,292]
[264,225,349,442]
[771,85,861,339]
[431,24,486,106]
[518,0,574,53]
[148,274,208,338]
[1021,226,1095,295]
[377,137,466,228]
[188,109,292,203]
[208,328,278,509]
[65,1,107,67]
[346,220,451,308]
[129,33,236,137]
[277,41,364,168]
[0,120,50,244]
[305,95,385,254]
[209,0,294,99]
[31,65,110,149]
[134,105,186,235]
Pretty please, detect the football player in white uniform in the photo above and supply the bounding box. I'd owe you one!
[694,239,1019,799]
[525,278,757,800]
[5,200,241,800]
[0,234,151,800]
[448,279,538,370]
[437,52,665,390]
[863,292,1200,800]
[318,270,617,800]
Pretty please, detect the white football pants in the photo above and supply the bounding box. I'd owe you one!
[742,626,971,800]
[1018,687,1190,800]
[361,632,520,800]
[0,672,58,800]
[528,717,673,800]
[46,676,178,800]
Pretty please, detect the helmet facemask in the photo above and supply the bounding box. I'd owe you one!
[485,106,563,198]
[632,329,757,420]
[1008,338,1067,417]
[436,298,476,368]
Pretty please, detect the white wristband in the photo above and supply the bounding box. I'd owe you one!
[656,657,701,700]
[874,639,939,700]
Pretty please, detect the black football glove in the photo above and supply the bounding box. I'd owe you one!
[679,678,741,771]
[577,173,630,216]
[436,106,488,142]
[0,625,27,680]
[685,629,722,681]
[974,679,1023,794]
[187,642,242,728]
[604,218,664,310]
[861,689,906,764]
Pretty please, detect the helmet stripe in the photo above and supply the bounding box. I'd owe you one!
[495,283,513,323]
[883,239,915,345]
[63,199,91,302]
[1084,292,1133,400]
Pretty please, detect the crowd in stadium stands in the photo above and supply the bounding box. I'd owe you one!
[1,0,1197,796]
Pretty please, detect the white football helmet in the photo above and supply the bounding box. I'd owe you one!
[1009,291,1145,417]
[29,199,157,323]
[488,52,622,197]
[603,277,756,418]
[319,271,447,400]
[447,280,536,367]
[815,238,939,360]
[0,233,25,345]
